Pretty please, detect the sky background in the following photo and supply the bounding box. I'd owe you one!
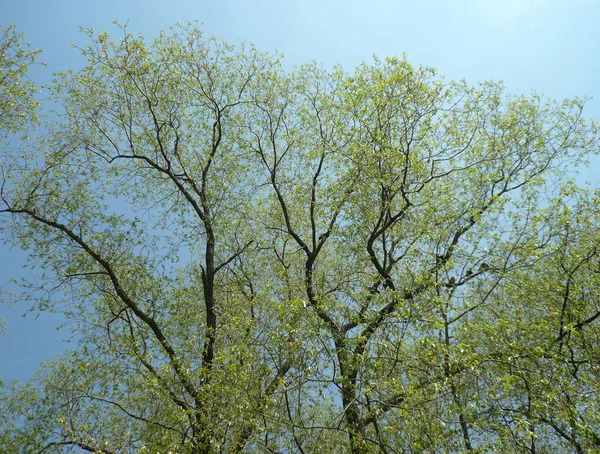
[1,0,599,383]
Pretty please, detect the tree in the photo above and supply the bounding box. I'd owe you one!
[0,23,599,453]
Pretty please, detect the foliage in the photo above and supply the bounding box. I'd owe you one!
[1,23,599,453]
[0,24,41,142]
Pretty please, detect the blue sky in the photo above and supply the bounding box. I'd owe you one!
[1,0,599,382]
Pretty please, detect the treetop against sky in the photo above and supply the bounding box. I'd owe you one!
[1,3,600,453]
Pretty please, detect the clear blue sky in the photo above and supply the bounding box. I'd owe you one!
[1,0,599,382]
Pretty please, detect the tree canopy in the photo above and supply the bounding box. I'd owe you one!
[1,23,600,453]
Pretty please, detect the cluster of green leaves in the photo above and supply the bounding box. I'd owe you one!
[0,24,41,143]
[1,23,599,453]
